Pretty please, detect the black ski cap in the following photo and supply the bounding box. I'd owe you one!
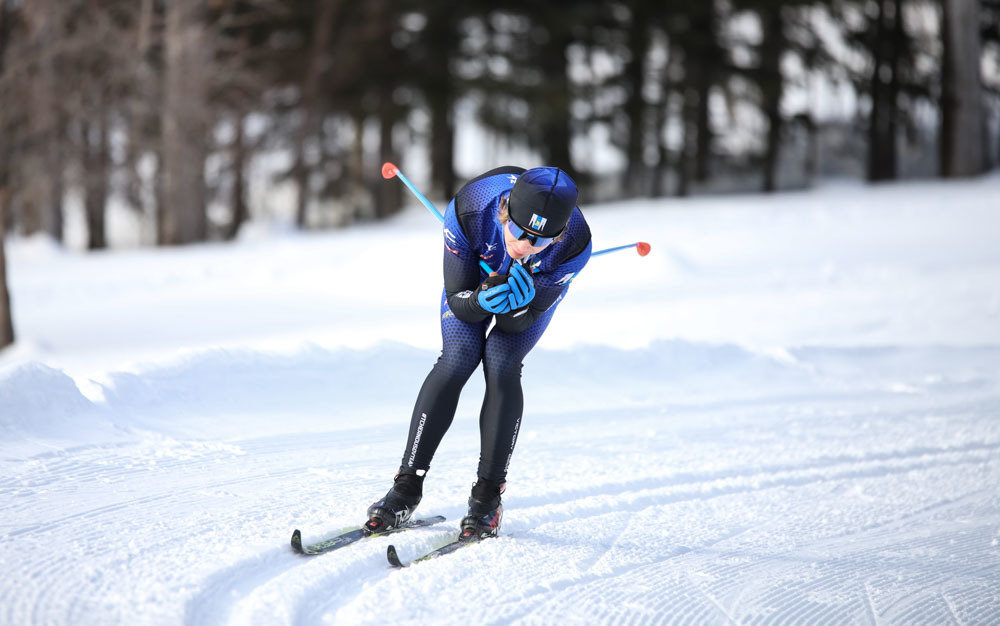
[508,167,578,238]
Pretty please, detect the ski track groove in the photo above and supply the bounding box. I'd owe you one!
[502,469,998,625]
[863,583,880,626]
[497,523,746,625]
[508,444,996,541]
[685,572,738,625]
[184,546,303,626]
[941,590,964,626]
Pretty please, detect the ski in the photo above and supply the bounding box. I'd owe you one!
[290,515,446,556]
[386,535,484,568]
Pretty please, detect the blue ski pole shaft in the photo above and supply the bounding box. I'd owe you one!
[592,242,648,257]
[383,162,495,275]
[382,162,444,223]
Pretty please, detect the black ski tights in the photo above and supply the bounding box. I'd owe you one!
[399,294,556,482]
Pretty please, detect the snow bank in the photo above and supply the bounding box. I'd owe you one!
[0,362,101,441]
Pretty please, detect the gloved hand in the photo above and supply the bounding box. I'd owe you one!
[475,273,512,314]
[506,262,535,310]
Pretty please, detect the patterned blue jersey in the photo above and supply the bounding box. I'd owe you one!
[441,166,592,334]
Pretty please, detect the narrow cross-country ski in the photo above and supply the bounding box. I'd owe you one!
[291,516,446,556]
[386,536,484,568]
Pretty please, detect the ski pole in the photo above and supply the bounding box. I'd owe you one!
[382,162,494,274]
[381,161,445,223]
[381,161,651,270]
[592,241,651,257]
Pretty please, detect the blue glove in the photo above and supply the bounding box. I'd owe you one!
[507,262,535,310]
[476,276,512,314]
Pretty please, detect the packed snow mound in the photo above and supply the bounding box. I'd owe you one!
[0,362,96,437]
[83,339,1000,441]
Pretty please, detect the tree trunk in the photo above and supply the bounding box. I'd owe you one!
[651,97,670,198]
[539,30,576,179]
[0,186,13,349]
[348,112,367,220]
[293,0,338,229]
[83,112,109,250]
[160,0,209,245]
[19,1,62,239]
[621,4,651,197]
[426,12,457,200]
[39,34,62,241]
[867,0,901,181]
[224,113,247,241]
[1,0,18,349]
[375,93,401,219]
[693,70,712,183]
[760,5,786,193]
[940,0,984,177]
[675,86,694,197]
[429,92,455,200]
[691,4,717,184]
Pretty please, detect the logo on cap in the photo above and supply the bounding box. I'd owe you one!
[529,214,547,232]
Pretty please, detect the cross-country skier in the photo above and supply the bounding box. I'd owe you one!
[366,166,592,542]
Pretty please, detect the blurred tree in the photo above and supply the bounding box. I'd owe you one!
[866,0,901,181]
[836,0,940,182]
[0,0,12,240]
[732,0,828,192]
[984,0,1000,168]
[684,2,726,186]
[8,0,65,240]
[0,0,14,348]
[940,0,985,176]
[67,1,132,250]
[755,1,789,192]
[0,193,11,349]
[159,0,211,244]
[408,4,462,199]
[1,0,998,256]
[617,0,656,196]
[291,0,340,228]
[531,2,590,180]
[475,3,606,182]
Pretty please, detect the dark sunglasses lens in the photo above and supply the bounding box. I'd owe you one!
[509,219,553,246]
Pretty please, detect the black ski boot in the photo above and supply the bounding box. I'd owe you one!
[459,477,505,542]
[365,469,424,533]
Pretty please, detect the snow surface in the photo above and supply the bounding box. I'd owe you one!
[2,177,1000,624]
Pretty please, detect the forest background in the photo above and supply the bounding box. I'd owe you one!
[1,0,998,349]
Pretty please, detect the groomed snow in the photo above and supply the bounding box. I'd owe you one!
[1,177,999,624]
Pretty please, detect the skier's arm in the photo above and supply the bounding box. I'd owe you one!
[441,204,492,323]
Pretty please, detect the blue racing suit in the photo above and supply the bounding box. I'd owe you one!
[399,166,592,482]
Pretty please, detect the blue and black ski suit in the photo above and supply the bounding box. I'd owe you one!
[400,166,592,482]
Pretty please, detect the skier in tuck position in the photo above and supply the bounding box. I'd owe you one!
[366,166,592,542]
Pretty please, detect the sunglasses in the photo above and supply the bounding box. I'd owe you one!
[506,219,559,247]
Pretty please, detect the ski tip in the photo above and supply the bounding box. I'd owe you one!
[381,162,399,179]
[290,529,303,553]
[636,241,651,257]
[386,544,406,568]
